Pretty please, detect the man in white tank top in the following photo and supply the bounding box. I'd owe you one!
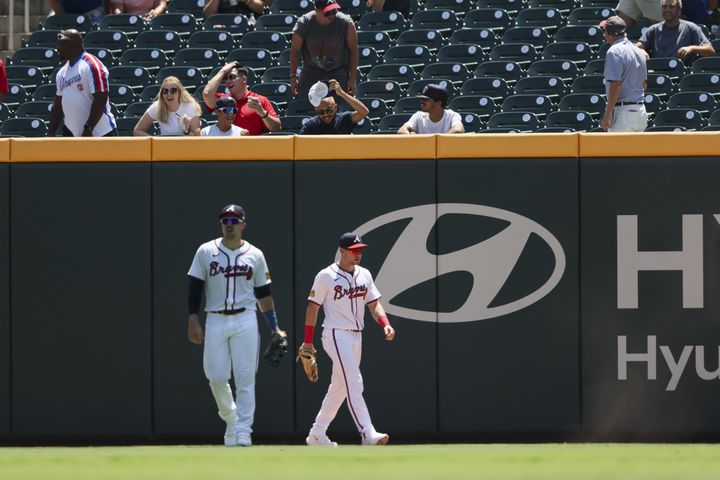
[301,232,396,446]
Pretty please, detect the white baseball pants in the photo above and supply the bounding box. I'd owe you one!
[609,105,648,132]
[203,310,260,435]
[309,328,378,438]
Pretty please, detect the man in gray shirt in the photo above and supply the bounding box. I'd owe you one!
[636,0,714,64]
[600,16,649,132]
[289,0,359,99]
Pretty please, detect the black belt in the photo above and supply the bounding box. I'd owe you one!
[209,308,246,315]
[616,101,644,106]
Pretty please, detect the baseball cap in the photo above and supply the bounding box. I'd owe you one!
[218,204,246,221]
[308,81,329,107]
[314,0,341,13]
[419,84,448,104]
[599,16,626,36]
[339,232,368,250]
[216,95,237,110]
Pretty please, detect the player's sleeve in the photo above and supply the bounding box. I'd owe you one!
[187,246,208,281]
[308,271,330,305]
[253,251,272,287]
[83,55,109,94]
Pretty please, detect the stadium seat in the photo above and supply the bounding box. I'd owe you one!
[84,30,132,56]
[358,46,382,73]
[459,112,485,131]
[383,45,434,69]
[708,109,720,126]
[678,73,720,94]
[462,8,513,32]
[133,30,183,55]
[280,115,309,133]
[487,111,541,131]
[583,58,605,75]
[580,0,615,6]
[437,44,488,69]
[393,96,424,114]
[172,48,222,74]
[691,56,720,74]
[15,101,54,122]
[395,29,446,52]
[149,13,200,38]
[109,84,139,110]
[168,0,206,15]
[85,48,117,68]
[528,0,576,14]
[651,108,705,130]
[285,98,316,116]
[357,11,407,38]
[139,84,162,102]
[124,101,153,118]
[407,79,459,98]
[271,0,314,16]
[410,9,462,36]
[239,31,290,56]
[645,73,675,101]
[99,14,148,38]
[554,25,604,49]
[357,97,391,121]
[353,117,374,134]
[31,83,58,102]
[254,13,298,38]
[337,0,371,21]
[261,66,291,84]
[8,47,61,70]
[426,0,473,15]
[357,31,393,54]
[558,92,606,119]
[448,28,499,51]
[667,91,717,116]
[187,30,237,55]
[23,30,61,48]
[490,43,540,67]
[116,116,158,136]
[461,77,511,100]
[501,27,551,49]
[544,110,595,130]
[476,0,524,15]
[108,66,154,92]
[0,117,48,137]
[478,127,521,133]
[646,57,689,81]
[527,59,580,82]
[515,8,565,32]
[501,94,555,119]
[420,62,471,86]
[514,75,567,98]
[377,113,412,132]
[643,92,665,120]
[570,74,604,94]
[251,82,293,108]
[645,125,687,131]
[541,41,593,67]
[5,65,47,91]
[368,63,418,87]
[119,48,170,75]
[448,94,498,118]
[225,48,276,75]
[3,84,31,109]
[533,126,576,132]
[202,14,251,36]
[0,103,10,124]
[566,6,613,25]
[474,61,524,85]
[42,13,95,32]
[156,66,207,92]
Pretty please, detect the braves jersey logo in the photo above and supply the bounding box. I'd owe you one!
[209,261,253,279]
[59,73,81,92]
[333,284,368,301]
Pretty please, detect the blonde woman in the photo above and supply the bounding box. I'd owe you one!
[134,77,201,136]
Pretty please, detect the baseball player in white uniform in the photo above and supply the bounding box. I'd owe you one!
[187,204,285,447]
[301,232,396,446]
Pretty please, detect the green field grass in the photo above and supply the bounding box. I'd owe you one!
[1,444,719,480]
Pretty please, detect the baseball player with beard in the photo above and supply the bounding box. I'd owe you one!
[300,232,395,446]
[187,204,286,447]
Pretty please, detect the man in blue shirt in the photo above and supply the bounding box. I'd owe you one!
[300,79,369,134]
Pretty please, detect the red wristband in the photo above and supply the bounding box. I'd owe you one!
[304,325,315,344]
[376,315,389,328]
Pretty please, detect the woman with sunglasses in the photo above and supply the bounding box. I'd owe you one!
[289,0,359,99]
[133,76,201,136]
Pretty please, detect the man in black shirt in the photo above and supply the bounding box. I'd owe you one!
[300,79,369,134]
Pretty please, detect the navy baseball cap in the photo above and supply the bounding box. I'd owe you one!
[219,204,246,221]
[339,232,367,250]
[419,84,449,104]
[216,95,237,110]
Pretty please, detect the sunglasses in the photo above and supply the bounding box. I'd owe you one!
[218,107,237,114]
[324,10,337,17]
[224,74,240,82]
[316,107,335,116]
[162,87,178,95]
[221,217,242,225]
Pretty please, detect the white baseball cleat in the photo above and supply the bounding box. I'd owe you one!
[306,433,338,446]
[361,431,389,446]
[224,423,238,447]
[236,432,252,447]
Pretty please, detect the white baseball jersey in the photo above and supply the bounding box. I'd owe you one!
[188,238,271,312]
[308,264,381,330]
[55,51,116,137]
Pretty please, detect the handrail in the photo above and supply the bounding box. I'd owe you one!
[7,0,31,53]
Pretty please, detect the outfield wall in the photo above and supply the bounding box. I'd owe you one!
[1,133,719,443]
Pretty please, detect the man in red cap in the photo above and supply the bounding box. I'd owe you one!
[289,0,359,99]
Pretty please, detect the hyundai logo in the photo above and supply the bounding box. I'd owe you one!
[351,204,566,323]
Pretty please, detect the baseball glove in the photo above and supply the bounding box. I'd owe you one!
[262,332,288,368]
[296,344,318,383]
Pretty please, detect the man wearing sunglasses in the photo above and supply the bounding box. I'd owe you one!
[299,79,369,134]
[289,0,359,99]
[188,204,286,447]
[49,29,118,137]
[202,61,282,135]
[200,96,249,136]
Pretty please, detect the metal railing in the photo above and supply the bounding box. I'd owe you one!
[7,0,32,52]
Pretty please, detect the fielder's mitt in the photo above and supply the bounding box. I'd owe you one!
[296,344,318,383]
[262,332,288,368]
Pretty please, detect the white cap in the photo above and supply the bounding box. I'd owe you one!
[308,81,329,107]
